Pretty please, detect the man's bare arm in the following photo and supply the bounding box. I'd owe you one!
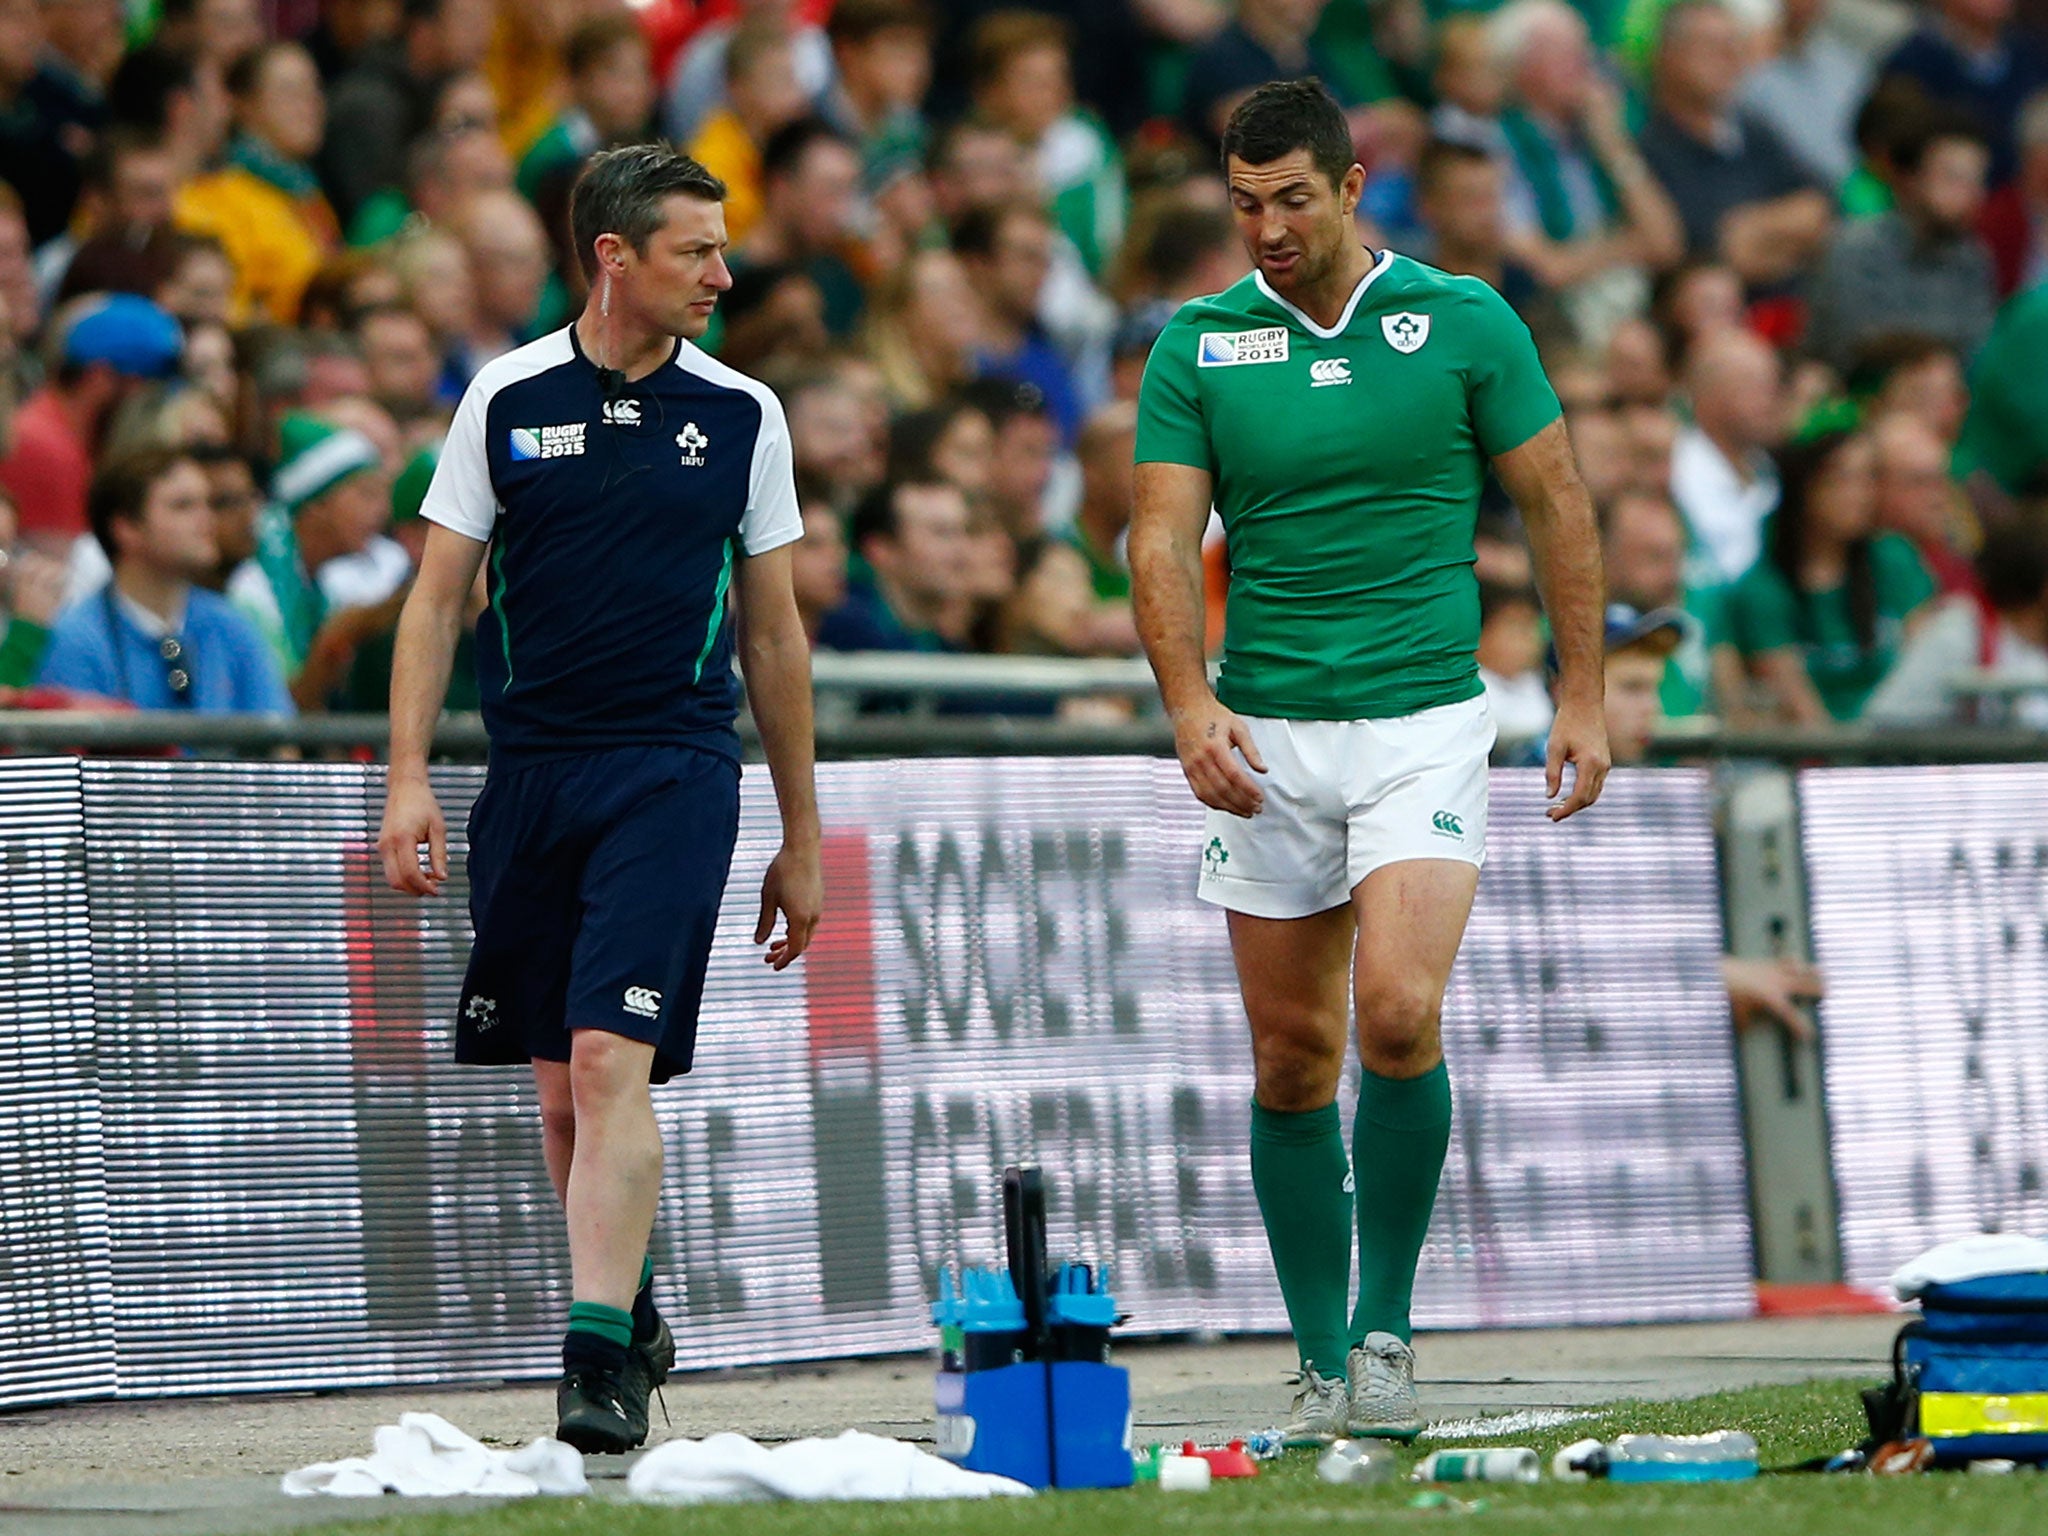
[376,523,486,894]
[1719,191,1832,285]
[1131,460,1267,817]
[736,542,822,970]
[1492,418,1611,819]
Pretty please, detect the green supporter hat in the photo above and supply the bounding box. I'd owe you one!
[391,444,440,525]
[271,413,381,519]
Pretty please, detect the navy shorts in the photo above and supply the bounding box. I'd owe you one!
[456,744,741,1084]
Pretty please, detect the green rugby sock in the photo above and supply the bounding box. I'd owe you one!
[1349,1063,1452,1346]
[566,1300,634,1349]
[1250,1100,1353,1378]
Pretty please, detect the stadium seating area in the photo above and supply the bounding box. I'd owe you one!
[3,0,2048,739]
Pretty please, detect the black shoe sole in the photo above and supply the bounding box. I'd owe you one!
[555,1414,645,1455]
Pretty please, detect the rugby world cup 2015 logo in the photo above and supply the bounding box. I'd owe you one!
[509,423,587,460]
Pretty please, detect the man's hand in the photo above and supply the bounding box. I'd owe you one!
[1722,955,1825,1039]
[1172,695,1267,818]
[1545,695,1610,821]
[378,772,448,896]
[5,547,68,627]
[756,841,823,970]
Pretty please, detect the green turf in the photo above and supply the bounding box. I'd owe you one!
[326,1380,2048,1536]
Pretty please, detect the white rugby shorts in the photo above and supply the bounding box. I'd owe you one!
[1195,695,1495,919]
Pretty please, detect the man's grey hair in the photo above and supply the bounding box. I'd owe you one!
[1486,0,1588,74]
[569,145,728,280]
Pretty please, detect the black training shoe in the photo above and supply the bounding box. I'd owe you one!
[634,1313,675,1388]
[555,1367,649,1454]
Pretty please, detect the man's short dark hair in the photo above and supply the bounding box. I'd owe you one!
[569,144,727,280]
[1893,102,1990,175]
[1980,516,2048,613]
[949,200,1045,261]
[828,0,931,48]
[1845,330,1957,398]
[89,446,195,563]
[957,376,1049,433]
[1220,78,1355,191]
[565,14,645,75]
[106,45,197,134]
[1416,137,1494,197]
[761,118,852,186]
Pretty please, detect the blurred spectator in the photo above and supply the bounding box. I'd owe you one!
[1650,256,1745,364]
[954,202,1084,443]
[1637,0,1832,288]
[961,376,1058,538]
[519,16,658,209]
[737,118,867,336]
[1063,399,1141,653]
[1602,486,1731,715]
[1605,316,1673,405]
[105,41,230,189]
[866,246,982,410]
[822,0,934,157]
[176,41,338,326]
[0,0,96,247]
[1722,427,1937,724]
[1430,14,1508,153]
[356,304,444,429]
[154,232,236,327]
[1740,0,1873,191]
[1490,0,1684,344]
[320,0,494,226]
[818,476,972,650]
[190,440,260,588]
[930,114,1031,223]
[1183,0,1353,144]
[45,130,182,307]
[179,318,236,417]
[347,118,513,247]
[970,10,1126,276]
[1672,326,1784,587]
[158,0,265,70]
[1,293,182,548]
[448,187,552,365]
[887,393,996,497]
[1871,409,1979,594]
[226,412,389,688]
[665,0,832,146]
[1880,0,2048,188]
[1415,138,1567,349]
[1847,330,1971,444]
[1956,283,2048,493]
[387,227,476,395]
[0,484,64,685]
[790,477,849,641]
[1121,200,1245,306]
[1865,511,2048,726]
[1618,400,1680,495]
[0,182,37,352]
[998,533,1097,654]
[783,368,885,509]
[688,19,809,247]
[1983,89,2048,294]
[1477,579,1554,744]
[1839,75,1933,219]
[1806,108,1997,371]
[41,0,124,104]
[304,0,405,83]
[717,262,830,373]
[37,446,289,710]
[1578,602,1688,763]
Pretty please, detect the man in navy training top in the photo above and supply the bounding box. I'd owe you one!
[376,144,823,1454]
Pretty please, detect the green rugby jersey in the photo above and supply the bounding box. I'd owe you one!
[1135,251,1561,721]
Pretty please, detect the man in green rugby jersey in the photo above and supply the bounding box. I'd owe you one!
[1131,79,1609,1445]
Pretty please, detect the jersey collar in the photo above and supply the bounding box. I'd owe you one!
[1253,247,1394,339]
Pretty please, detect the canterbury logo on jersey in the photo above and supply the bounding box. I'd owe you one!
[1198,326,1289,366]
[1309,358,1352,387]
[509,423,586,460]
[603,399,642,425]
[623,986,662,1018]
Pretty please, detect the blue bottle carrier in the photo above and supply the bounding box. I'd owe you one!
[931,1165,1134,1490]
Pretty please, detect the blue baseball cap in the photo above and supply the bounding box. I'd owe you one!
[61,294,184,379]
[1546,603,1689,676]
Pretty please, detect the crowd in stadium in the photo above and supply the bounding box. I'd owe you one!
[2,0,2048,745]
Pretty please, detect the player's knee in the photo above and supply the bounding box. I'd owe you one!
[1355,977,1443,1076]
[567,1031,648,1110]
[1250,1014,1346,1111]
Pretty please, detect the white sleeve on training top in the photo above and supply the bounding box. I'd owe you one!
[419,372,499,543]
[740,389,803,556]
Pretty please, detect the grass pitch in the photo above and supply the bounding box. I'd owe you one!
[332,1380,2046,1536]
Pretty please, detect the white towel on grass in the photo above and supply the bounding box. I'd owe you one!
[627,1430,1034,1503]
[282,1412,588,1498]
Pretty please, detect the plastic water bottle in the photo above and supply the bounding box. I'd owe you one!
[1413,1447,1540,1484]
[1317,1439,1400,1485]
[1552,1431,1758,1483]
